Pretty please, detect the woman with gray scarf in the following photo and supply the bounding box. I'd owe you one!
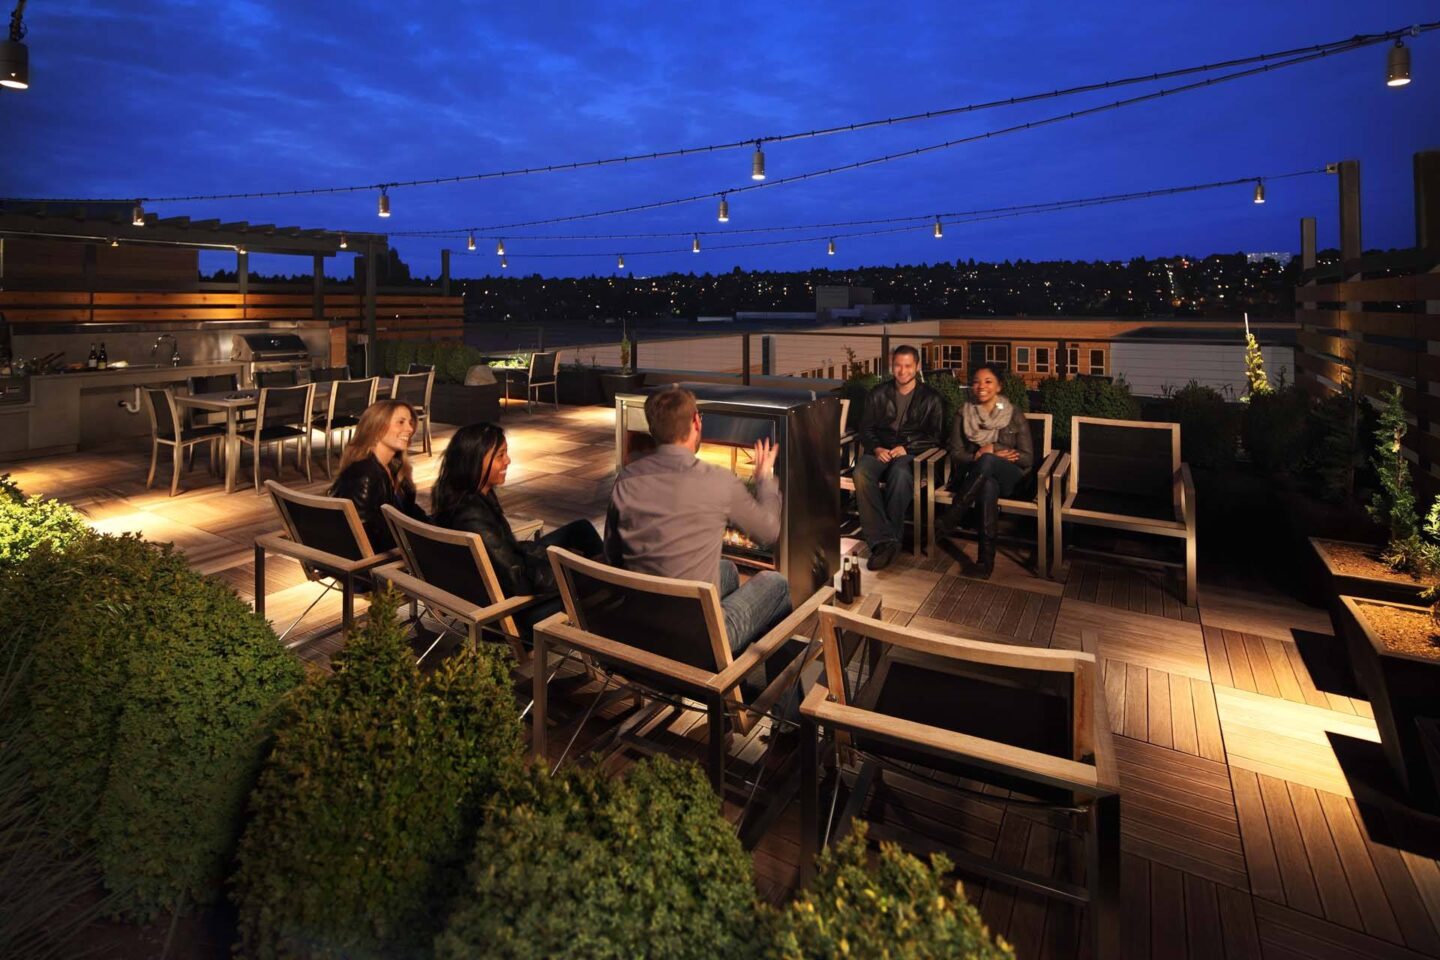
[934,363,1033,577]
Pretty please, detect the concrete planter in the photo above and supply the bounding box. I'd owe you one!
[599,372,645,406]
[429,382,501,427]
[558,368,604,406]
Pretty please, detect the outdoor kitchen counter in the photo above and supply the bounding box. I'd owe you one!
[0,362,245,462]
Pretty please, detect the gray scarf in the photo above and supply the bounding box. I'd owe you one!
[962,399,1014,447]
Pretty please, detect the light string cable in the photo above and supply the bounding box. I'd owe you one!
[417,169,1327,243]
[453,169,1327,261]
[394,34,1427,236]
[4,23,1431,207]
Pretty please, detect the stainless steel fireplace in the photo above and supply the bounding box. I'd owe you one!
[615,383,840,604]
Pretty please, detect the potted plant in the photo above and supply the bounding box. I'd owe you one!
[1310,387,1429,608]
[599,328,644,405]
[557,352,604,406]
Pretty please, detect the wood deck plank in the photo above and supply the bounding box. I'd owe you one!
[1170,672,1200,758]
[1286,781,1363,930]
[1256,772,1324,916]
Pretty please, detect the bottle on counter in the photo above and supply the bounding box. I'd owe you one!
[87,343,98,369]
[97,342,108,370]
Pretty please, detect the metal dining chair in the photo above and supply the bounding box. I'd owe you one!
[240,383,316,493]
[526,351,559,412]
[314,377,379,478]
[390,370,434,455]
[142,387,225,496]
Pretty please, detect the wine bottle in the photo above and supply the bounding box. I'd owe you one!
[97,342,108,370]
[837,557,854,604]
[847,556,862,600]
[87,343,98,369]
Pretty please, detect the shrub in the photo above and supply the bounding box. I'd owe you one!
[0,475,88,570]
[1167,380,1238,469]
[1037,376,1140,447]
[765,823,1013,960]
[3,533,303,920]
[1001,371,1030,414]
[1243,383,1309,475]
[929,371,966,427]
[233,589,524,960]
[1302,391,1367,503]
[437,756,762,960]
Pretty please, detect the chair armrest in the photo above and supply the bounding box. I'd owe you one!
[1050,452,1072,497]
[373,561,537,626]
[1176,462,1196,529]
[711,585,835,693]
[509,517,544,541]
[1033,450,1060,505]
[256,533,399,575]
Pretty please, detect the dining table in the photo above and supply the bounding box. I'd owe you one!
[175,379,393,494]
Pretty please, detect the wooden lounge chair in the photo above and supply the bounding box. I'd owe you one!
[532,546,833,795]
[924,412,1059,575]
[255,480,397,645]
[1051,416,1197,606]
[390,370,434,455]
[839,425,934,561]
[799,606,1120,959]
[373,503,544,666]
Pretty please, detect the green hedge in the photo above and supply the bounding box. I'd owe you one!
[1167,381,1238,469]
[766,823,1012,960]
[379,339,532,383]
[233,589,525,960]
[437,756,762,960]
[1,532,302,921]
[1038,376,1141,447]
[0,475,88,570]
[1243,383,1310,475]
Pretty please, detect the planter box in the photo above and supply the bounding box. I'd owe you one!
[1311,538,1429,607]
[599,372,646,406]
[1337,596,1440,808]
[558,368,604,406]
[429,382,501,426]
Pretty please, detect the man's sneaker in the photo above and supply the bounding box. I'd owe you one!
[867,541,900,571]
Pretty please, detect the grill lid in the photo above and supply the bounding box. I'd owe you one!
[232,333,310,360]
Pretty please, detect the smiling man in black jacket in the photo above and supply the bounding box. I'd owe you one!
[852,345,945,570]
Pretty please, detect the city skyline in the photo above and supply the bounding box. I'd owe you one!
[5,1,1437,278]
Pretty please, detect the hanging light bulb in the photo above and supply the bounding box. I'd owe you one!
[827,238,836,256]
[236,244,247,255]
[467,232,476,251]
[377,187,391,218]
[132,203,146,227]
[109,237,119,248]
[1387,38,1412,87]
[339,232,348,250]
[0,37,28,90]
[1253,181,1266,204]
[933,216,944,239]
[717,195,730,223]
[617,253,625,269]
[500,255,508,269]
[496,238,506,256]
[692,235,701,253]
[751,142,766,181]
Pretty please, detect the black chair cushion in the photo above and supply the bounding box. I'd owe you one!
[159,423,227,442]
[852,649,1076,801]
[1070,489,1176,523]
[1076,422,1174,498]
[569,567,716,674]
[285,501,365,562]
[251,425,307,442]
[408,535,493,608]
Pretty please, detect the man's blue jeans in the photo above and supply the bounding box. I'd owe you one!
[719,559,792,654]
[851,453,915,549]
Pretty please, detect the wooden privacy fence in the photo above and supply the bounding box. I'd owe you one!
[1295,264,1440,492]
[0,290,464,341]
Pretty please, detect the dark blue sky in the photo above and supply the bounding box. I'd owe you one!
[4,1,1437,279]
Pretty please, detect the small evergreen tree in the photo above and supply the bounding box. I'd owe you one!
[1242,331,1271,402]
[1369,386,1440,578]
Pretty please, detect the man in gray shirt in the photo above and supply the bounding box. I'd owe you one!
[605,386,792,654]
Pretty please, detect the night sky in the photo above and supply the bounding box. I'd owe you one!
[4,1,1438,280]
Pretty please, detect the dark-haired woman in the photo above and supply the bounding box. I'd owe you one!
[329,399,429,552]
[432,422,603,636]
[934,364,1033,578]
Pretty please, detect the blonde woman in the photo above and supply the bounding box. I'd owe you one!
[329,399,428,552]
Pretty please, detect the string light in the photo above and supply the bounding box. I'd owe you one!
[933,216,943,239]
[339,232,348,249]
[751,142,766,181]
[496,238,506,256]
[718,195,730,223]
[692,235,701,253]
[236,245,247,255]
[109,237,118,247]
[27,24,1430,208]
[377,187,391,218]
[1253,180,1266,203]
[1388,38,1412,85]
[1,2,28,90]
[132,203,146,227]
[617,253,625,269]
[827,238,836,255]
[467,232,476,251]
[500,255,507,269]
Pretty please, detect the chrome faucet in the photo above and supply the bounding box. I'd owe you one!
[152,334,181,366]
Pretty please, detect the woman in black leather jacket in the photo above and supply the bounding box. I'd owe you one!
[934,364,1034,578]
[432,422,603,635]
[329,399,429,552]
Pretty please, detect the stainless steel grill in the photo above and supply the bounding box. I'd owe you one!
[231,333,312,386]
[615,383,840,605]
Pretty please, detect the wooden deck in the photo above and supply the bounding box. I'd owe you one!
[9,405,1440,960]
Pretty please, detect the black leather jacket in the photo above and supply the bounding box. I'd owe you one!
[329,454,426,553]
[946,403,1035,473]
[857,380,946,456]
[433,490,555,600]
